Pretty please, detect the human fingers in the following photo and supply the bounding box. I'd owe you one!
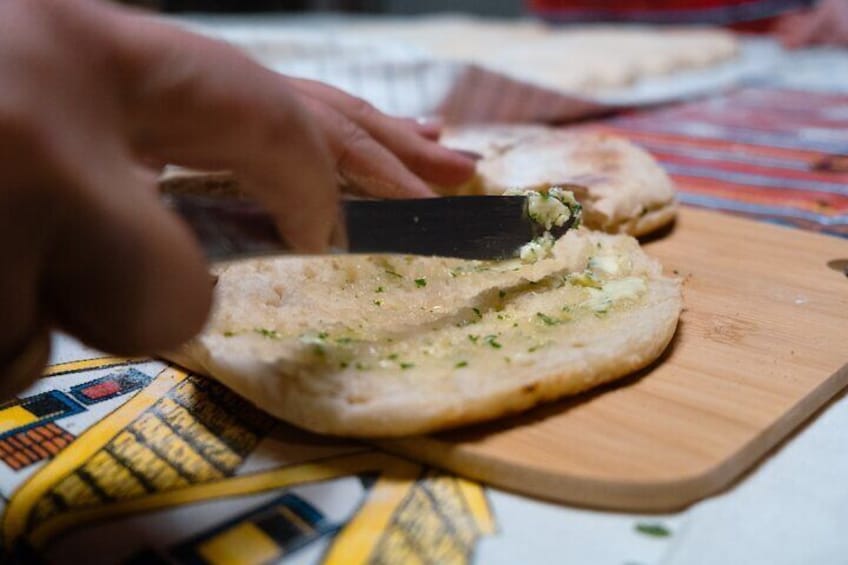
[817,0,848,45]
[775,7,830,48]
[0,184,52,397]
[775,0,848,48]
[774,12,814,48]
[406,116,443,141]
[0,130,210,392]
[294,94,437,198]
[112,13,338,252]
[288,78,477,189]
[42,156,213,357]
[0,0,212,393]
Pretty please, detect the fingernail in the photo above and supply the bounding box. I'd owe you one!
[416,115,443,128]
[413,116,443,140]
[454,149,483,161]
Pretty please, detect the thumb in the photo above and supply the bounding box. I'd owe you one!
[44,159,213,356]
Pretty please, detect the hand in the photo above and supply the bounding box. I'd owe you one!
[285,77,475,196]
[0,0,476,397]
[775,0,848,48]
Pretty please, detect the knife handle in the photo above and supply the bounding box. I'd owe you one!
[164,194,292,261]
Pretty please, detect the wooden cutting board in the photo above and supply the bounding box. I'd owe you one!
[377,207,848,512]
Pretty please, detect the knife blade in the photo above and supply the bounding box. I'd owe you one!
[164,193,577,261]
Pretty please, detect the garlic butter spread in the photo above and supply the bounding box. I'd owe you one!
[213,227,652,378]
[588,254,620,275]
[525,187,576,230]
[519,233,555,263]
[585,277,647,313]
[507,187,583,263]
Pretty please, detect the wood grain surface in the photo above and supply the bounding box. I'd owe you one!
[376,206,848,511]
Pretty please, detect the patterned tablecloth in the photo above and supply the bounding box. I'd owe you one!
[1,34,847,565]
[588,86,848,238]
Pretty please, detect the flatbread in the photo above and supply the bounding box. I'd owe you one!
[167,228,681,437]
[482,26,739,94]
[340,19,739,94]
[439,126,677,236]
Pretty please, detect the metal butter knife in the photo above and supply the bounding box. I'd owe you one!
[165,193,576,261]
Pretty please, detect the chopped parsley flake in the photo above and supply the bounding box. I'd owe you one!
[400,362,415,370]
[317,331,328,340]
[455,361,468,368]
[414,278,427,288]
[375,286,384,293]
[536,312,561,326]
[472,307,482,319]
[254,328,281,339]
[468,334,480,344]
[385,269,403,278]
[373,300,382,306]
[498,290,506,299]
[339,361,349,369]
[223,331,235,337]
[387,353,399,361]
[484,335,502,349]
[635,523,671,538]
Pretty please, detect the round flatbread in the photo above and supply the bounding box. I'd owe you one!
[340,20,738,95]
[440,126,678,236]
[481,26,739,94]
[166,229,681,437]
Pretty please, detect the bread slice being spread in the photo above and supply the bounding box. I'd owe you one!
[167,224,681,437]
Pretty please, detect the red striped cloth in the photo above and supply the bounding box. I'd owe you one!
[577,87,848,237]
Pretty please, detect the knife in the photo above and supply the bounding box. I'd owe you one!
[164,193,577,261]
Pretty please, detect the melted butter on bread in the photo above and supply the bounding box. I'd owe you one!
[211,228,653,375]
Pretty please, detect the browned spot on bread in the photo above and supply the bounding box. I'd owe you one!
[522,382,539,394]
